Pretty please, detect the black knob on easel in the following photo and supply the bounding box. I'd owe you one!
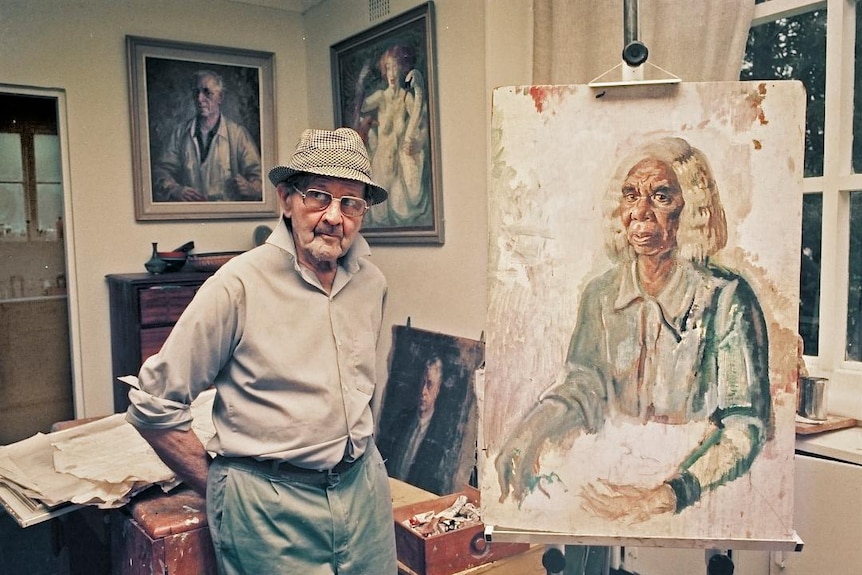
[622,41,649,67]
[542,546,566,575]
[707,553,734,575]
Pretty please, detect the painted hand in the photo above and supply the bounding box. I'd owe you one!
[230,175,261,199]
[495,437,540,504]
[178,186,207,201]
[579,479,676,524]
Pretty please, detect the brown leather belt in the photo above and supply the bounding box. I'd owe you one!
[223,451,364,486]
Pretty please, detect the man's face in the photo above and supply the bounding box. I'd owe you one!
[279,176,365,269]
[417,358,443,416]
[193,75,223,122]
[619,159,685,258]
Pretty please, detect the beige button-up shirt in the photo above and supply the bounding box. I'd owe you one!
[127,218,387,470]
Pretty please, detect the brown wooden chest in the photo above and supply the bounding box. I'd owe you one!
[393,487,529,575]
[111,486,217,575]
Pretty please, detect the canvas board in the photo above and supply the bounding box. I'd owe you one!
[377,325,484,495]
[480,81,804,546]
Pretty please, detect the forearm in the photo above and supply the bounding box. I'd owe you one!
[670,418,764,511]
[135,426,210,496]
[665,277,772,510]
[540,363,606,433]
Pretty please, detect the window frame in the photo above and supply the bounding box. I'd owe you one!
[753,0,862,406]
[0,95,61,242]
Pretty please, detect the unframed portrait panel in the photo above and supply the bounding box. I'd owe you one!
[480,81,804,545]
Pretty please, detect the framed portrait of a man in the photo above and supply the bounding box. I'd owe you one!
[127,36,277,221]
[330,2,443,245]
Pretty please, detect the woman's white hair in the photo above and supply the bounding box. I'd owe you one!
[602,137,728,263]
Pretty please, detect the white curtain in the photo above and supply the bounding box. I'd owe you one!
[533,0,756,85]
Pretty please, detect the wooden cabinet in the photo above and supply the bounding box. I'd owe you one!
[107,272,211,413]
[0,297,74,443]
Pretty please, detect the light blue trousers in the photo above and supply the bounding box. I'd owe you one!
[207,445,398,574]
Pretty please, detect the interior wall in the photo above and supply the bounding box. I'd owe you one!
[303,0,533,392]
[0,0,534,419]
[0,0,309,417]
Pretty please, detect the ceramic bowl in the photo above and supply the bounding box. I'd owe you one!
[157,251,188,273]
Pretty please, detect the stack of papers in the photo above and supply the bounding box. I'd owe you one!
[0,384,215,527]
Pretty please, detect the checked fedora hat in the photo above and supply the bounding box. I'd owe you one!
[268,128,388,205]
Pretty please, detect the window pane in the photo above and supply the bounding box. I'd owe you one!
[36,183,63,234]
[853,4,862,173]
[34,134,61,183]
[741,10,826,177]
[0,182,27,237]
[800,193,822,356]
[0,133,23,181]
[848,191,862,361]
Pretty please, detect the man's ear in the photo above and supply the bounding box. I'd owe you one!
[276,183,293,217]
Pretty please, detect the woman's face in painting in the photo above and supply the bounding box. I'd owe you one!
[619,158,685,258]
[384,55,401,87]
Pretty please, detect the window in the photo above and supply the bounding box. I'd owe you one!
[742,0,862,393]
[0,94,62,241]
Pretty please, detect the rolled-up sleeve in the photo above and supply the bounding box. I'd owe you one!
[126,273,242,431]
[126,390,194,430]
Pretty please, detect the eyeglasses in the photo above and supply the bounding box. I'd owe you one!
[293,187,368,218]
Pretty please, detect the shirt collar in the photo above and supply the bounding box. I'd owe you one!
[266,216,371,275]
[189,114,224,138]
[614,259,699,328]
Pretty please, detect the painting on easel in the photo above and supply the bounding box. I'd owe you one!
[480,81,804,544]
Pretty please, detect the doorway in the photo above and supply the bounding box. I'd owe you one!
[0,88,76,443]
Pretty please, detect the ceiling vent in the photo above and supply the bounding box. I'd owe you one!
[369,0,390,21]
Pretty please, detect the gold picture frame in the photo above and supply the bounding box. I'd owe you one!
[331,3,443,244]
[127,36,277,221]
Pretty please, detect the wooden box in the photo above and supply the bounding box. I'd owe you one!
[111,487,217,575]
[393,487,529,575]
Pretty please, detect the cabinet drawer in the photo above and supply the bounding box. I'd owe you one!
[109,272,212,413]
[140,326,173,362]
[139,286,198,326]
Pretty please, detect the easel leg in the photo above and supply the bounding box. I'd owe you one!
[543,545,612,575]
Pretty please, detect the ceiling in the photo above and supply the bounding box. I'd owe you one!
[228,0,325,13]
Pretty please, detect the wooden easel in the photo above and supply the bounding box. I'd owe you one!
[482,524,802,575]
[482,4,804,574]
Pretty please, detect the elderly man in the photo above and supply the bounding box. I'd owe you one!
[152,69,263,202]
[495,137,771,522]
[128,128,397,573]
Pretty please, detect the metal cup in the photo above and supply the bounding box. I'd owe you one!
[798,376,828,421]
